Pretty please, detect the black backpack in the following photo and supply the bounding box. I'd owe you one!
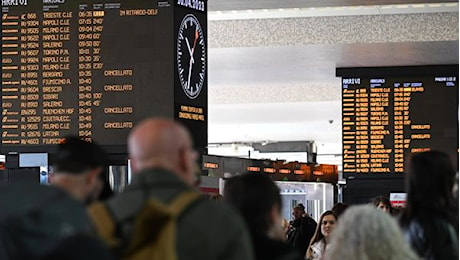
[0,184,94,260]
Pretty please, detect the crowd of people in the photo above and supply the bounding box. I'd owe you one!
[0,117,457,260]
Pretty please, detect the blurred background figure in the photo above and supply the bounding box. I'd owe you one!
[331,203,348,219]
[50,136,111,204]
[305,210,337,260]
[372,196,393,215]
[207,193,223,201]
[286,204,317,256]
[391,206,404,217]
[41,234,114,260]
[325,205,419,260]
[0,184,96,260]
[0,136,112,260]
[400,151,458,260]
[224,173,303,260]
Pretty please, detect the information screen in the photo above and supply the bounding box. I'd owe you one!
[338,66,458,178]
[1,0,208,153]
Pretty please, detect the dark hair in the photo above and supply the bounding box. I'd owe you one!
[372,196,392,214]
[293,203,306,213]
[400,151,457,228]
[331,203,349,218]
[297,203,305,211]
[52,136,107,175]
[224,173,281,234]
[306,210,337,259]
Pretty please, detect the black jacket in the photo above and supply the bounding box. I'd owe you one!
[0,184,95,260]
[252,233,303,260]
[404,218,458,260]
[286,216,317,256]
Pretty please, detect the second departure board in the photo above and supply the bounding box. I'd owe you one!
[338,66,458,178]
[1,0,208,153]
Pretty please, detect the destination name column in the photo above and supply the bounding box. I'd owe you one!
[41,11,73,144]
[368,79,391,173]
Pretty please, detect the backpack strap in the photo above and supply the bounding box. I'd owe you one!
[87,202,120,248]
[123,190,203,256]
[168,191,202,216]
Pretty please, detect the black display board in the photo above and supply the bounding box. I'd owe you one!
[1,0,207,154]
[337,65,459,179]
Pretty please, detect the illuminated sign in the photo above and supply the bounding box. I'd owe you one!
[279,169,290,174]
[247,166,260,172]
[264,168,276,173]
[313,171,324,176]
[203,162,218,169]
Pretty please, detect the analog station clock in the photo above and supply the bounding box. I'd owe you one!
[177,14,206,99]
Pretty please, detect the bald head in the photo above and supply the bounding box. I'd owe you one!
[128,118,197,186]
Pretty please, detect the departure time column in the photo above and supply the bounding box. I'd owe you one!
[393,82,407,172]
[77,8,105,142]
[77,9,93,142]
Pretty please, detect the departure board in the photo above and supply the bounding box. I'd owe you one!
[1,0,208,153]
[338,66,458,178]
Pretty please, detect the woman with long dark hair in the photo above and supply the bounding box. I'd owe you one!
[400,150,458,260]
[224,174,303,260]
[305,211,337,260]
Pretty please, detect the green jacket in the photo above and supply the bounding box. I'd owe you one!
[105,168,255,260]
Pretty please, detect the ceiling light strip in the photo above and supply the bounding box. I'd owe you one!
[208,2,458,21]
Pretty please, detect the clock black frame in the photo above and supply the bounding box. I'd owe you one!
[176,14,206,100]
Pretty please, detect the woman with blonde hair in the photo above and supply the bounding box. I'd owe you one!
[305,211,337,260]
[325,205,419,260]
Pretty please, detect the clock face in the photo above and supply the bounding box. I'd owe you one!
[177,14,206,100]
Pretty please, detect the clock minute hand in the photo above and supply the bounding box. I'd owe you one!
[187,58,193,90]
[187,31,199,91]
[185,37,194,64]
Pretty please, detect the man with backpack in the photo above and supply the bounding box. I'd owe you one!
[89,118,255,260]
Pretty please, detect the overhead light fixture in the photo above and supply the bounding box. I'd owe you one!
[208,3,458,21]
